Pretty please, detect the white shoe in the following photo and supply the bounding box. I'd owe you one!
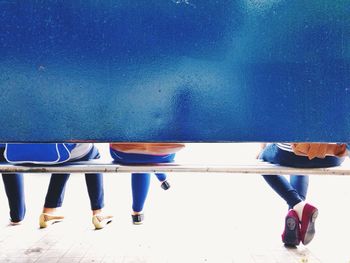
[39,213,64,228]
[92,214,113,229]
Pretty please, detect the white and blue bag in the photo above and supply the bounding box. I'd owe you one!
[4,143,76,164]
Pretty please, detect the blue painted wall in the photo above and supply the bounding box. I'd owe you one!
[0,1,349,142]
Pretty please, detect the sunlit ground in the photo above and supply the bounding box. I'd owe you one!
[0,143,349,262]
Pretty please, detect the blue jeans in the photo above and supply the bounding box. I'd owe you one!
[44,145,104,210]
[0,148,26,222]
[110,149,175,212]
[260,144,344,208]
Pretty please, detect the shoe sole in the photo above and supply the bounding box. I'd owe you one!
[302,209,318,245]
[283,216,300,246]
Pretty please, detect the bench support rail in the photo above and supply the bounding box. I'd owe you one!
[1,160,350,176]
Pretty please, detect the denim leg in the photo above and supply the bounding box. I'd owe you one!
[132,173,151,212]
[2,173,26,222]
[155,173,167,182]
[262,174,303,208]
[260,143,344,168]
[85,173,104,210]
[44,173,70,208]
[290,175,309,202]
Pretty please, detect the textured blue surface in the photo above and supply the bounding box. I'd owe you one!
[0,1,349,142]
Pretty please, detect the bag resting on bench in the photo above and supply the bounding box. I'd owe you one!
[4,143,76,164]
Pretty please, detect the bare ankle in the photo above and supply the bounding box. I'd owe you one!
[43,207,57,214]
[132,211,143,215]
[92,209,102,216]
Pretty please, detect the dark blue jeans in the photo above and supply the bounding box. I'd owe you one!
[110,149,175,212]
[44,145,104,210]
[260,144,344,208]
[0,148,26,222]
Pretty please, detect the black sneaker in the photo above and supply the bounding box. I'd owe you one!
[161,180,171,190]
[132,214,144,225]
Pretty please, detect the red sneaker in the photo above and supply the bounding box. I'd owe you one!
[282,209,300,246]
[300,203,318,245]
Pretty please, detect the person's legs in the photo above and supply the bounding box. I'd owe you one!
[260,145,313,208]
[155,173,171,190]
[261,173,306,246]
[131,173,151,224]
[40,173,70,228]
[44,173,70,209]
[155,173,167,182]
[85,173,104,214]
[80,146,104,213]
[260,144,313,246]
[80,146,112,229]
[85,172,112,229]
[287,157,341,245]
[262,174,304,208]
[109,150,174,224]
[262,144,343,246]
[290,175,309,202]
[2,173,26,223]
[262,175,316,246]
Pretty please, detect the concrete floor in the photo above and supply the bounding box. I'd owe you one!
[0,143,349,263]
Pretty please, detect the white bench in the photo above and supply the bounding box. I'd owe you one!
[1,159,350,176]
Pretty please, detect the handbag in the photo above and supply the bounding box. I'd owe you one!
[4,143,76,164]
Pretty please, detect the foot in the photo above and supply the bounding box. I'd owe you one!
[92,214,113,230]
[300,203,318,245]
[131,213,144,225]
[161,180,171,190]
[39,213,64,228]
[281,210,300,246]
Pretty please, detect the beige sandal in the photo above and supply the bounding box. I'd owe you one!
[39,213,64,228]
[92,214,113,229]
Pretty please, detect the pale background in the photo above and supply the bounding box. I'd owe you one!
[0,143,349,262]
